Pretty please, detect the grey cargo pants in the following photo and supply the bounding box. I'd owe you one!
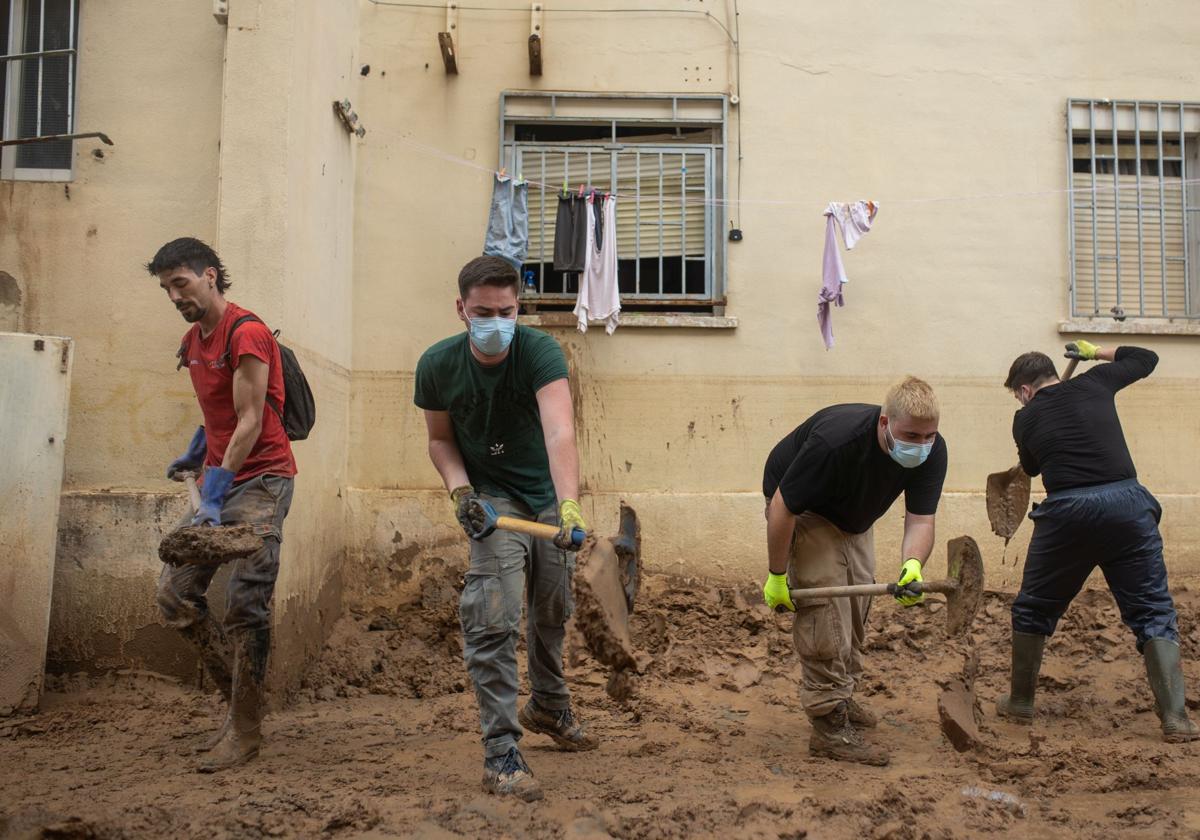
[460,493,574,759]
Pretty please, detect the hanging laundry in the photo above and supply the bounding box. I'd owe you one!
[818,200,878,349]
[553,191,588,272]
[482,172,529,271]
[575,191,619,334]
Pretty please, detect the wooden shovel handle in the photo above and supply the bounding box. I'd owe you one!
[789,580,959,601]
[182,473,202,512]
[494,515,562,541]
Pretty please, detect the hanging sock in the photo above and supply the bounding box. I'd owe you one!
[575,192,620,334]
[817,200,878,349]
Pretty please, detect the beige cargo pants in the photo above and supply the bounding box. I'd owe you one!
[787,512,876,719]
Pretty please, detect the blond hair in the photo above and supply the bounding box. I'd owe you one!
[884,376,939,422]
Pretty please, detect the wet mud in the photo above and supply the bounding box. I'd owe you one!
[158,524,261,567]
[3,573,1200,838]
[985,464,1031,543]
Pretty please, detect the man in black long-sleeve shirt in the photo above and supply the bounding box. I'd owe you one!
[998,341,1197,743]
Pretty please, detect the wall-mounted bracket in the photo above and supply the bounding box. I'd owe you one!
[213,0,228,25]
[332,100,366,138]
[528,3,543,76]
[439,2,459,74]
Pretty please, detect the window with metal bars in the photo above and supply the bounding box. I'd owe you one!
[502,92,726,311]
[1068,99,1200,319]
[1,0,80,180]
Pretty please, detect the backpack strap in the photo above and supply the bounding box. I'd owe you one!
[223,314,286,425]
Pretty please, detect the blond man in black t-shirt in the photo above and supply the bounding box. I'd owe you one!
[761,377,948,766]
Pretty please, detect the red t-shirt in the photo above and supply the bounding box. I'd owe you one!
[181,302,297,482]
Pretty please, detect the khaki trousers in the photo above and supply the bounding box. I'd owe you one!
[788,512,876,718]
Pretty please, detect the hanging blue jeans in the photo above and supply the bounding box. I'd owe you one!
[1011,479,1179,651]
[482,174,529,271]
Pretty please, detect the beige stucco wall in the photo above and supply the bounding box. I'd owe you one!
[349,0,1200,595]
[1,0,356,694]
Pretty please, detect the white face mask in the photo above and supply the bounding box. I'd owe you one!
[885,425,934,469]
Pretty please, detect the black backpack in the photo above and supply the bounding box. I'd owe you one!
[177,314,316,441]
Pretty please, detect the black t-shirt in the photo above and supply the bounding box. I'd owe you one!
[762,403,949,534]
[1012,346,1157,493]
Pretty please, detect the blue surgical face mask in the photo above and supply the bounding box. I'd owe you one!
[886,425,934,469]
[467,315,516,355]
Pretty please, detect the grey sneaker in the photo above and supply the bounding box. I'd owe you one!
[518,699,599,751]
[482,747,544,801]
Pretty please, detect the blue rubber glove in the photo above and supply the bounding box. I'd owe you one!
[192,466,236,527]
[167,426,207,480]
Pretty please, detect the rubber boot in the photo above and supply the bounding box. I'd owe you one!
[1142,638,1200,743]
[808,702,890,766]
[177,614,234,754]
[996,631,1045,724]
[197,627,269,772]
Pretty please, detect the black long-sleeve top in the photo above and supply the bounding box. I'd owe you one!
[1012,346,1158,492]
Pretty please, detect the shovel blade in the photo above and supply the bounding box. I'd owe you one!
[985,464,1031,541]
[945,535,984,637]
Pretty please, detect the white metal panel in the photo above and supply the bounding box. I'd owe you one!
[0,331,73,715]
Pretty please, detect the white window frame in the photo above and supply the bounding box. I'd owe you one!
[1,0,79,182]
[500,91,728,311]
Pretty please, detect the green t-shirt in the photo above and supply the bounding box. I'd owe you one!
[413,325,569,512]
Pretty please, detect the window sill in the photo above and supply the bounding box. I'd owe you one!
[521,312,738,329]
[1059,318,1200,337]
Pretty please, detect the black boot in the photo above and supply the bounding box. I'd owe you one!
[198,627,270,772]
[996,631,1045,724]
[1142,638,1200,743]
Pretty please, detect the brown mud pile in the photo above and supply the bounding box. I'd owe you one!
[4,573,1200,839]
[158,524,261,567]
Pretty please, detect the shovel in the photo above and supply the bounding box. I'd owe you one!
[788,535,984,637]
[464,498,587,550]
[984,357,1080,541]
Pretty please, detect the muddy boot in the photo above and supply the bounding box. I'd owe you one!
[996,631,1045,724]
[177,614,234,755]
[518,699,599,751]
[197,628,270,772]
[808,702,890,766]
[846,697,878,729]
[482,747,544,801]
[1142,638,1200,743]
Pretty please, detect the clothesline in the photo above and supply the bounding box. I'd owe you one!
[394,133,1200,209]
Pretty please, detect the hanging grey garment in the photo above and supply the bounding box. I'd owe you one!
[553,193,588,272]
[483,174,529,271]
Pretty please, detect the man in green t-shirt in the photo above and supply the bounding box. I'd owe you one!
[414,255,595,802]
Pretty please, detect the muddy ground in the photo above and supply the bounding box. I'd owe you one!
[2,566,1199,839]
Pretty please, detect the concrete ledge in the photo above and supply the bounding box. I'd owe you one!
[520,312,738,329]
[1060,318,1200,336]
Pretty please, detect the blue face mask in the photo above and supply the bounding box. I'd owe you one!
[886,425,934,469]
[467,315,517,355]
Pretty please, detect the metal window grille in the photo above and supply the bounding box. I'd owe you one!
[1,0,79,179]
[1068,99,1200,319]
[501,92,727,308]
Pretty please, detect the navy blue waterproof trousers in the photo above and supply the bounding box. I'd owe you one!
[1012,479,1178,650]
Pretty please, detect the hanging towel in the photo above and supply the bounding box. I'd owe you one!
[575,192,620,334]
[818,200,878,349]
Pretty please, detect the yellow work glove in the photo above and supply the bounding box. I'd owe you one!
[763,572,795,612]
[895,558,924,607]
[1064,339,1100,361]
[555,498,587,550]
[450,485,481,537]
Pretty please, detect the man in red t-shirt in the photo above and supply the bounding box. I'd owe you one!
[148,237,297,772]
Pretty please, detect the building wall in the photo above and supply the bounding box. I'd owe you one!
[349,0,1200,599]
[0,0,356,696]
